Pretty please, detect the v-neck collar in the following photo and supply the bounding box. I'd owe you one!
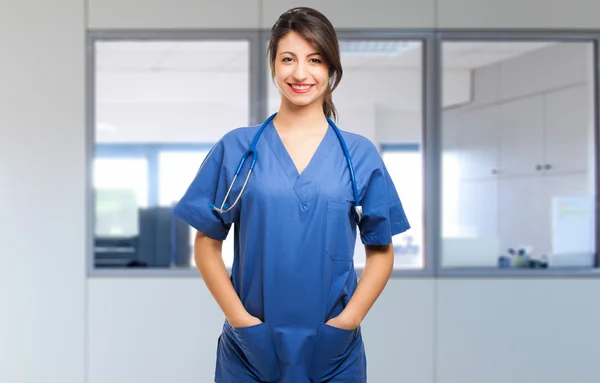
[263,120,335,204]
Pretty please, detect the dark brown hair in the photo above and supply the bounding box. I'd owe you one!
[267,7,343,121]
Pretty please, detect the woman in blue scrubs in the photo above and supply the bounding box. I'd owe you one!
[173,7,410,383]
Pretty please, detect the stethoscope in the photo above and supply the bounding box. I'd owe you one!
[210,112,363,224]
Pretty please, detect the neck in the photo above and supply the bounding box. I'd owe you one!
[274,98,327,132]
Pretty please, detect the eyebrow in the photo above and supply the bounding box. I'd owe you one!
[279,51,322,57]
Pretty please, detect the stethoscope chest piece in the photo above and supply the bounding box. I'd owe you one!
[352,205,363,225]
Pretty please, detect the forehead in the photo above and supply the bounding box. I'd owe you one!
[277,31,319,54]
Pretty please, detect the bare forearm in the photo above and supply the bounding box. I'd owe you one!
[194,233,252,326]
[340,244,394,328]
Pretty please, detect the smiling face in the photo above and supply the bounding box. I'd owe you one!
[273,31,330,112]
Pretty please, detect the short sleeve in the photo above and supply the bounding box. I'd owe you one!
[171,140,235,241]
[358,160,411,245]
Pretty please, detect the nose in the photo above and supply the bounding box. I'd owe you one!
[293,61,308,81]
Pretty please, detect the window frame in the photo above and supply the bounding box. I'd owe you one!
[264,30,435,278]
[86,29,600,278]
[86,30,262,277]
[435,31,600,278]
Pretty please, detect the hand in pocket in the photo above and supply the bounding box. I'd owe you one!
[228,313,263,329]
[310,322,359,381]
[225,321,281,382]
[325,314,358,331]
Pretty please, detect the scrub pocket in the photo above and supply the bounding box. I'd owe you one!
[325,201,356,261]
[310,323,358,382]
[226,321,281,382]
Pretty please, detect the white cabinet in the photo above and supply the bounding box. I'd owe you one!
[458,107,500,180]
[544,85,590,174]
[498,96,545,177]
[498,85,590,178]
[453,84,590,180]
[449,84,592,261]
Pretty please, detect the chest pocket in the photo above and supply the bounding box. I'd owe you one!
[325,201,357,261]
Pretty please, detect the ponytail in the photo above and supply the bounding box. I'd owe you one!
[322,90,337,122]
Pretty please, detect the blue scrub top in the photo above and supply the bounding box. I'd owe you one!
[173,121,410,383]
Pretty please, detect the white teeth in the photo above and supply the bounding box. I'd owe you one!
[291,84,311,90]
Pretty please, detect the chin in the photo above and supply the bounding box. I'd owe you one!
[288,99,314,107]
[283,94,324,109]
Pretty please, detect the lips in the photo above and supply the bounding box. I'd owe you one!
[289,83,314,94]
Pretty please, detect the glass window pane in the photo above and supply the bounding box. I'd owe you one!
[157,150,235,268]
[158,151,210,207]
[93,40,250,269]
[382,149,423,269]
[94,158,148,237]
[441,41,597,269]
[268,39,424,270]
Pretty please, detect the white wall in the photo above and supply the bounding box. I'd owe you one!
[437,279,600,383]
[437,0,600,29]
[88,279,600,383]
[0,1,85,382]
[4,1,600,383]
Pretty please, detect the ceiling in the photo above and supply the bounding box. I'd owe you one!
[96,41,250,72]
[441,41,555,70]
[95,40,556,73]
[93,40,566,142]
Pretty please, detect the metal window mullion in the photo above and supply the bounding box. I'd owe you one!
[249,31,266,126]
[86,33,96,276]
[424,34,443,276]
[594,37,600,267]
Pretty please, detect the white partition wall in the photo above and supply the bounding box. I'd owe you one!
[436,279,600,383]
[88,0,262,29]
[260,0,436,29]
[437,0,600,29]
[88,0,600,30]
[0,1,86,382]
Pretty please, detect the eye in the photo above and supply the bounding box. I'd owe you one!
[281,57,293,62]
[309,58,323,64]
